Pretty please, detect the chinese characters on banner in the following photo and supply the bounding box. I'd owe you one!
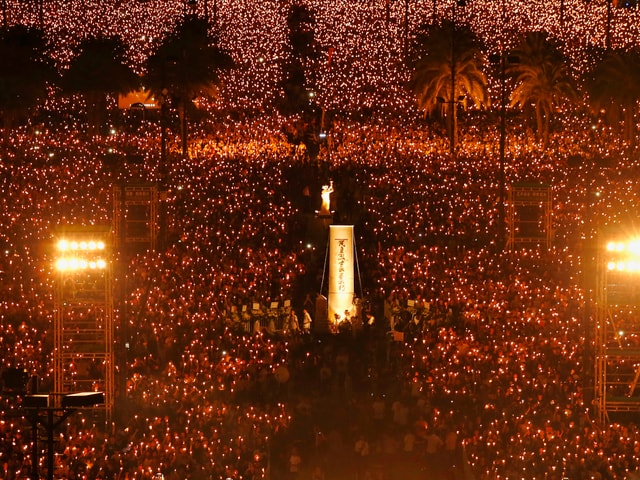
[328,225,355,326]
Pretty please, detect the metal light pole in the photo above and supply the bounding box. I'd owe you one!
[495,0,519,249]
[404,0,409,57]
[449,1,465,157]
[606,0,612,50]
[24,392,104,480]
[31,409,39,479]
[158,88,169,250]
[498,0,507,247]
[498,54,507,247]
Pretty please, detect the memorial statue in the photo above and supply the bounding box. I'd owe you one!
[319,180,334,216]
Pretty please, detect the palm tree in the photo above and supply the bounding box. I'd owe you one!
[584,48,640,146]
[62,35,140,135]
[0,25,56,139]
[408,20,489,154]
[145,15,234,155]
[507,31,577,149]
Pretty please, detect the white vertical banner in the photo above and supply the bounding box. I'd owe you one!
[328,225,355,327]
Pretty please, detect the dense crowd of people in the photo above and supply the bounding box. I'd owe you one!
[0,105,638,480]
[4,0,640,479]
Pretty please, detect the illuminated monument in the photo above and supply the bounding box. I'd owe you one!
[595,233,640,423]
[328,225,356,329]
[53,226,113,422]
[319,181,334,217]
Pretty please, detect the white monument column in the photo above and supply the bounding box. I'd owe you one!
[328,225,355,328]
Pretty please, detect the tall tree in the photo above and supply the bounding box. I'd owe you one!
[145,14,233,155]
[62,35,140,135]
[0,25,56,138]
[507,31,577,149]
[280,2,318,116]
[408,20,489,154]
[585,48,640,146]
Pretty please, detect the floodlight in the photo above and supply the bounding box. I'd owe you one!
[607,241,625,252]
[606,237,640,273]
[56,231,108,272]
[62,392,104,408]
[629,240,640,255]
[57,238,106,252]
[605,237,640,273]
[56,257,107,272]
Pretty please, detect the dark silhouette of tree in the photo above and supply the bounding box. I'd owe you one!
[507,31,577,149]
[280,2,318,116]
[62,35,140,135]
[614,0,639,7]
[145,15,233,155]
[0,25,56,138]
[287,2,316,58]
[584,48,640,146]
[408,20,489,152]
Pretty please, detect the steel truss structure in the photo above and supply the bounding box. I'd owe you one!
[113,182,158,252]
[594,234,640,424]
[506,183,552,250]
[53,226,114,423]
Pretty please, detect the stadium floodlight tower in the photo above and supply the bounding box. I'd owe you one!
[595,234,640,424]
[53,226,114,423]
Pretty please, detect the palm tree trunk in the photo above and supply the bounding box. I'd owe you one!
[606,0,612,50]
[179,101,188,156]
[625,108,635,147]
[87,91,106,136]
[450,13,456,157]
[452,102,458,154]
[535,103,544,144]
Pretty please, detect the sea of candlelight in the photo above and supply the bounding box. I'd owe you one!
[2,1,640,479]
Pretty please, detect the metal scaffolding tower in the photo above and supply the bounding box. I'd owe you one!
[113,182,158,252]
[506,183,552,250]
[594,234,640,424]
[53,226,114,423]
